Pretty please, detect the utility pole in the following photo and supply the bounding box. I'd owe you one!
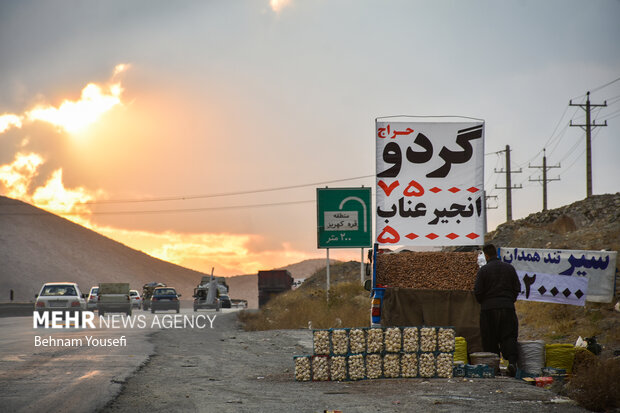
[529,149,560,211]
[494,144,522,222]
[569,91,607,198]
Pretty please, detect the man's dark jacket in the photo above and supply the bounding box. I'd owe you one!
[474,257,521,310]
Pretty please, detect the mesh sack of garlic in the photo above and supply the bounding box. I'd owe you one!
[313,329,330,355]
[419,352,436,378]
[402,327,419,352]
[420,327,437,352]
[437,327,456,352]
[384,327,402,353]
[348,328,366,354]
[383,353,401,378]
[330,329,349,355]
[365,353,383,379]
[401,353,418,378]
[294,356,312,382]
[436,353,454,378]
[312,355,330,381]
[366,328,384,353]
[330,356,348,381]
[347,354,365,381]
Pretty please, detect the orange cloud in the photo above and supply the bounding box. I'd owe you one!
[0,64,128,135]
[0,152,44,199]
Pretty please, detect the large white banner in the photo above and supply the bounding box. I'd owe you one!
[498,247,617,304]
[375,120,485,246]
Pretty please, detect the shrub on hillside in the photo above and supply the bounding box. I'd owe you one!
[567,356,620,412]
[237,282,369,331]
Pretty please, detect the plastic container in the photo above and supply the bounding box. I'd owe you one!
[452,362,466,377]
[465,364,484,378]
[469,352,500,375]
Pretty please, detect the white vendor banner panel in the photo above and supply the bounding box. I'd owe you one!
[499,247,617,305]
[375,121,485,246]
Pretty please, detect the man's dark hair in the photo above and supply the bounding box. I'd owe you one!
[482,243,497,258]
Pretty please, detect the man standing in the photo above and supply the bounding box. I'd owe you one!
[474,243,521,376]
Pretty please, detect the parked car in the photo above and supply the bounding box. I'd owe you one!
[35,282,87,314]
[129,290,142,309]
[87,286,99,310]
[219,294,232,309]
[150,287,181,313]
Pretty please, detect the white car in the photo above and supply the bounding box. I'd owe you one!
[130,290,142,309]
[35,282,87,314]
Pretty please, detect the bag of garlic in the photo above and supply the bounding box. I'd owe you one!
[294,356,312,382]
[348,328,366,354]
[383,353,401,378]
[347,354,365,381]
[384,327,402,353]
[330,356,348,381]
[330,328,349,356]
[313,329,330,355]
[311,355,330,381]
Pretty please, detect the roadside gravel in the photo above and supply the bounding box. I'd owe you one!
[101,311,586,413]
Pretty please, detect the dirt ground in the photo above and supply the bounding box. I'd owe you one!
[101,312,586,413]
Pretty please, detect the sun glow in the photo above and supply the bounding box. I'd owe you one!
[27,82,123,134]
[0,64,128,135]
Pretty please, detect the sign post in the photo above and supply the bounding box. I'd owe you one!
[317,187,373,295]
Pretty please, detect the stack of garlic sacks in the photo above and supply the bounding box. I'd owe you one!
[294,326,456,381]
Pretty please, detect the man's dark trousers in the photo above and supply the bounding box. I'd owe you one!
[480,307,519,364]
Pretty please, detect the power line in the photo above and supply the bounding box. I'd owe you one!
[80,174,375,205]
[571,75,620,100]
[0,199,318,216]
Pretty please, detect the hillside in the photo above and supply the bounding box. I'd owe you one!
[486,193,620,253]
[0,196,208,301]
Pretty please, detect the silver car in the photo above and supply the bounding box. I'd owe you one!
[129,289,142,309]
[35,282,87,314]
[87,286,99,310]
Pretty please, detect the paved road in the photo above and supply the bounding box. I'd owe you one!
[0,307,226,413]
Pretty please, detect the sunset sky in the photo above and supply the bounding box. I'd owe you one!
[1,1,619,276]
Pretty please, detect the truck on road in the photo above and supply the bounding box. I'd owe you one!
[98,283,132,316]
[258,270,293,308]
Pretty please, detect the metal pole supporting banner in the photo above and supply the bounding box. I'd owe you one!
[326,248,330,300]
[361,248,364,284]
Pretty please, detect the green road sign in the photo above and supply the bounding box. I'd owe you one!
[317,187,372,249]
